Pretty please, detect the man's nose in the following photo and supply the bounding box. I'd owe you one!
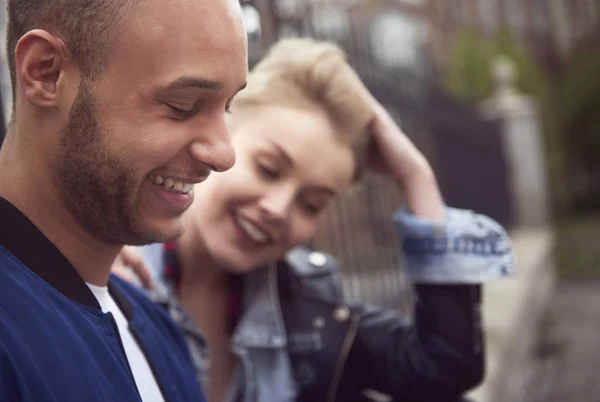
[188,118,236,172]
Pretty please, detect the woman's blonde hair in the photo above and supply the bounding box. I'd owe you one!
[230,38,375,181]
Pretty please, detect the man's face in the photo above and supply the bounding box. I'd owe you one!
[55,0,248,245]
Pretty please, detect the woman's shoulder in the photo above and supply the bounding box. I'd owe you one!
[282,246,340,279]
[278,246,345,303]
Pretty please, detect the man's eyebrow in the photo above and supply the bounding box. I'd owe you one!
[161,77,247,94]
[163,76,224,91]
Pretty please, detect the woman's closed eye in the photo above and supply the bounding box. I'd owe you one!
[257,162,281,180]
[301,202,321,215]
[300,198,327,215]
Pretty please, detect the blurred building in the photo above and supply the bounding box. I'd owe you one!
[427,0,599,72]
[243,0,599,76]
[242,0,432,74]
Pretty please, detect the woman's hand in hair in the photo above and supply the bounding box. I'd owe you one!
[368,101,446,222]
[111,246,155,290]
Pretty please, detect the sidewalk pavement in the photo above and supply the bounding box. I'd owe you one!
[468,226,556,402]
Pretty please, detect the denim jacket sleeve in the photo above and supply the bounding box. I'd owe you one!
[394,207,516,283]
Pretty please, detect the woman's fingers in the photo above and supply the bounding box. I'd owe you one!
[118,246,155,290]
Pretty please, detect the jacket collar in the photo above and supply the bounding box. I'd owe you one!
[232,265,288,348]
[0,196,132,317]
[149,242,288,349]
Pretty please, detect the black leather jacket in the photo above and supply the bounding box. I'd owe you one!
[278,247,483,402]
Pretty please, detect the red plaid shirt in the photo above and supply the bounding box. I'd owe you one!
[162,242,243,335]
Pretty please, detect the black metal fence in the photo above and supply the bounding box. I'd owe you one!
[428,90,511,227]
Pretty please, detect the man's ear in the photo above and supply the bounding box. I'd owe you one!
[14,29,71,109]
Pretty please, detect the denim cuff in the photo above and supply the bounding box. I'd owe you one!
[393,207,516,284]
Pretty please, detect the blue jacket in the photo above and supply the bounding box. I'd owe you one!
[0,197,206,402]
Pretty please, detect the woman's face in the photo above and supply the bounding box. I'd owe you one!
[189,105,356,273]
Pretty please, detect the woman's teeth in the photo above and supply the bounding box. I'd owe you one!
[151,175,194,194]
[235,215,269,244]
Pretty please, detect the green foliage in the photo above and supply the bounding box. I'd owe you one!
[559,50,600,212]
[443,26,550,105]
[560,50,600,132]
[442,28,494,104]
[443,26,567,215]
[493,27,551,102]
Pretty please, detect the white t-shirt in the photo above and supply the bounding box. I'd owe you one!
[87,283,166,402]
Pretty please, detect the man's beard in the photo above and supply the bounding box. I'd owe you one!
[55,81,174,245]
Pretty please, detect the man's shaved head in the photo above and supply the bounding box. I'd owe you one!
[6,0,141,100]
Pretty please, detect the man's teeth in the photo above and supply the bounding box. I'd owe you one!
[235,215,269,244]
[151,175,194,194]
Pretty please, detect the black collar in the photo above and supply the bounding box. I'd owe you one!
[0,196,120,312]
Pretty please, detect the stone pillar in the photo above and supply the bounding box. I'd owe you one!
[480,56,551,227]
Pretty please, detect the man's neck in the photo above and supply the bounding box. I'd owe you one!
[0,143,120,286]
